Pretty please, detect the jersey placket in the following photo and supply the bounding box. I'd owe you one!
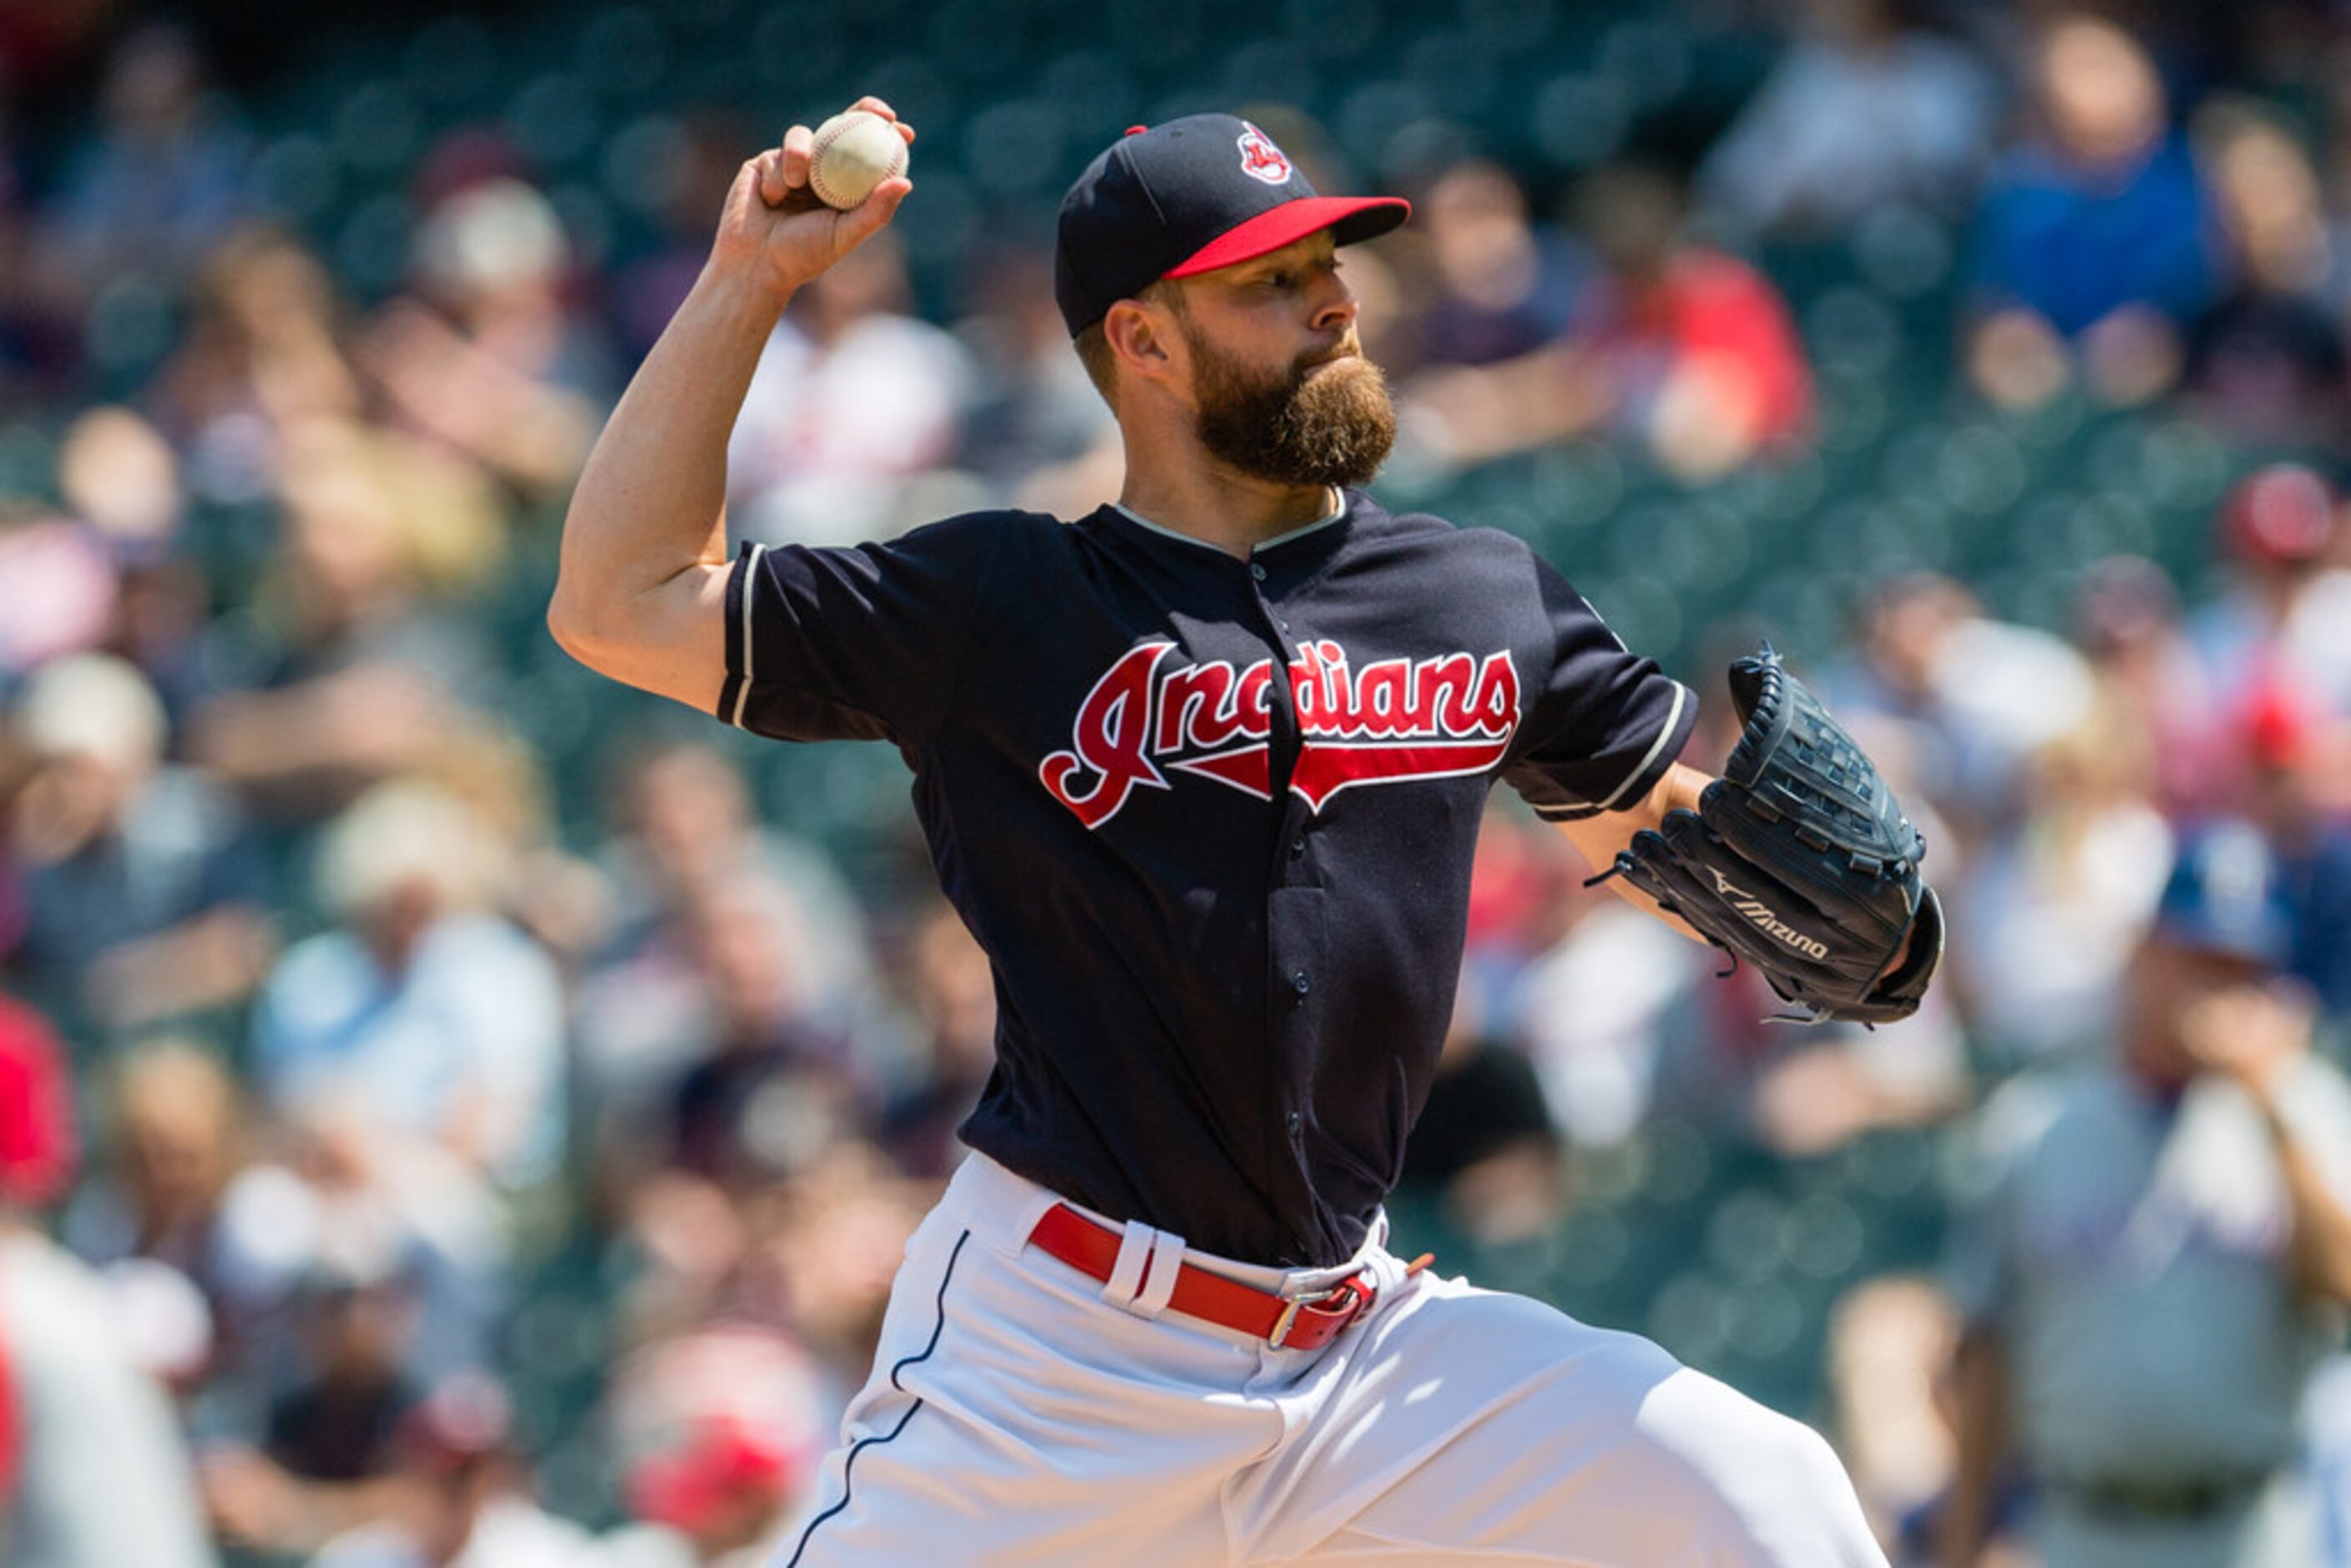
[1248,546,1342,1260]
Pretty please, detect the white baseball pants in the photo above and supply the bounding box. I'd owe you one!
[773,1152,1888,1566]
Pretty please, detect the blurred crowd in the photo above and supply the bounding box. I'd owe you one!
[3,1,2351,1565]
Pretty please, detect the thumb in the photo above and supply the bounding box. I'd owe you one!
[835,176,912,253]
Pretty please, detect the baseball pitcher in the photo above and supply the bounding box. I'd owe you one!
[550,99,1939,1566]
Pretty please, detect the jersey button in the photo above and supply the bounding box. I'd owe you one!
[1289,834,1306,859]
[1291,969,1312,999]
[1286,1111,1303,1135]
[1250,562,1268,583]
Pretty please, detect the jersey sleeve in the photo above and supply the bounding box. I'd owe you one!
[714,513,1007,750]
[1499,555,1696,821]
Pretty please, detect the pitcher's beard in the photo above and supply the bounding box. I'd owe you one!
[1187,331,1398,491]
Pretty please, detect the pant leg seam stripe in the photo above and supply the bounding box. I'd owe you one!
[783,1228,971,1566]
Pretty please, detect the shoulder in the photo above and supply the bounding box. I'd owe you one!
[421,914,563,992]
[873,506,1074,565]
[1347,493,1541,568]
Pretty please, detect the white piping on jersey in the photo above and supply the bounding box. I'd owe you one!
[1590,680,1688,813]
[1112,488,1346,554]
[731,543,766,730]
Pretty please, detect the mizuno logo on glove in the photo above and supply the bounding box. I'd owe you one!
[1705,867,1831,961]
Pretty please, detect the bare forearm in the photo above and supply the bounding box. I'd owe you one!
[2257,1090,2351,1304]
[554,265,781,634]
[1554,763,1711,939]
[1937,1329,2009,1568]
[545,104,912,707]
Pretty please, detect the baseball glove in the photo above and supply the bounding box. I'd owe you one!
[1600,644,1943,1026]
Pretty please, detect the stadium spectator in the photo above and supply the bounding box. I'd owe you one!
[249,778,565,1191]
[1699,0,2000,237]
[362,177,611,501]
[51,404,226,726]
[1398,968,1568,1249]
[185,419,503,818]
[1393,160,1605,468]
[2184,104,2351,446]
[1939,822,2351,1568]
[2070,555,2228,815]
[2186,463,2351,715]
[609,112,766,363]
[952,243,1120,494]
[1951,694,2175,1062]
[62,1041,309,1387]
[200,1258,427,1557]
[1820,574,2096,838]
[1410,159,1587,370]
[1,652,270,1036]
[271,1095,507,1387]
[597,1328,830,1568]
[0,503,118,685]
[1512,861,1698,1149]
[726,232,974,546]
[55,402,185,559]
[1965,15,2217,408]
[302,1371,591,1568]
[19,24,254,367]
[1823,1276,1966,1561]
[878,900,999,1180]
[2231,675,2351,1019]
[589,737,870,1016]
[660,869,869,1191]
[1570,164,1815,480]
[574,741,877,1186]
[149,227,366,504]
[0,989,217,1568]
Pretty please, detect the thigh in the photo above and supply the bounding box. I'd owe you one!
[1242,1272,1887,1567]
[778,1208,1281,1568]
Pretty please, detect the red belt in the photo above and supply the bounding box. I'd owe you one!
[1026,1204,1378,1352]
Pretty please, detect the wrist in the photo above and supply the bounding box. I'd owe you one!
[2253,1071,2309,1144]
[692,258,794,333]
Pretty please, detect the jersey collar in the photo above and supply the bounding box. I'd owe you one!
[1111,487,1349,557]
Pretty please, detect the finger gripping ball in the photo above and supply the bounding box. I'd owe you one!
[808,109,908,210]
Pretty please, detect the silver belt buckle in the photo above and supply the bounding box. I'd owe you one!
[1267,1295,1306,1348]
[1267,1277,1358,1348]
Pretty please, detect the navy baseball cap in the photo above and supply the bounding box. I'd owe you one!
[1054,114,1410,336]
[2151,819,2296,969]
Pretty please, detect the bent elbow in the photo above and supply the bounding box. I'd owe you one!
[545,585,610,671]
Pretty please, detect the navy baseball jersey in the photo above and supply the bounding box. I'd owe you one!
[716,492,1694,1267]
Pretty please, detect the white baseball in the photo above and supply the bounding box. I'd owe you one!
[808,109,909,210]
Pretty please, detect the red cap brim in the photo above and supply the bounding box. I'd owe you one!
[1164,195,1412,279]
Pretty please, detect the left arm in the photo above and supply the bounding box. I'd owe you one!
[1557,758,1928,974]
[2182,988,2351,1306]
[2258,1087,2351,1305]
[1552,761,1712,943]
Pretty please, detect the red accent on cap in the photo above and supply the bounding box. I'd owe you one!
[0,996,74,1209]
[1125,124,1148,137]
[1163,195,1411,279]
[2242,675,2318,770]
[2223,464,2336,566]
